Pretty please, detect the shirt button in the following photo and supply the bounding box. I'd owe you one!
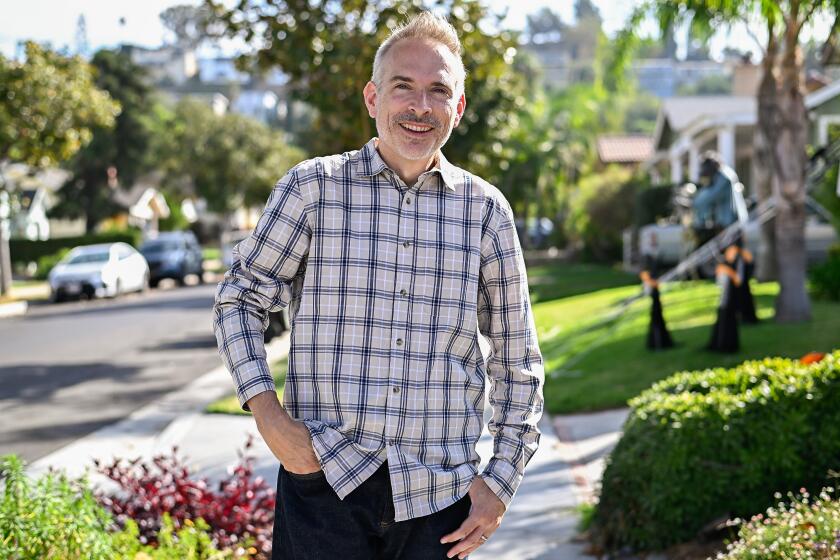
[400,289,408,297]
[405,197,412,205]
[402,240,411,248]
[392,386,400,394]
[396,338,403,346]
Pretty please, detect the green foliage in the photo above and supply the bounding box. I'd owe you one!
[0,42,120,167]
[52,48,159,233]
[34,248,71,280]
[0,455,238,560]
[715,487,840,559]
[0,454,118,559]
[810,245,840,301]
[204,0,527,184]
[592,351,840,553]
[634,183,672,227]
[567,166,637,262]
[162,98,305,214]
[158,194,192,232]
[9,230,141,266]
[111,515,235,560]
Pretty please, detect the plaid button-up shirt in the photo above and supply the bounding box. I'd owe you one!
[213,138,544,521]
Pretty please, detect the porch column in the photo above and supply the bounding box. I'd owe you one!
[670,153,683,184]
[717,125,736,168]
[688,144,700,182]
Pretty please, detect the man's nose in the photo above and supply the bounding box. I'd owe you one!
[408,90,432,115]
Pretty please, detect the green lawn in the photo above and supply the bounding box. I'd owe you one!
[205,356,288,415]
[536,279,840,414]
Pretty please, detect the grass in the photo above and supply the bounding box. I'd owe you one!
[527,261,638,304]
[201,247,221,261]
[536,279,840,414]
[205,356,287,415]
[0,280,50,304]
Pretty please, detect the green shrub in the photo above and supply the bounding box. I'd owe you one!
[810,245,840,301]
[9,229,142,267]
[591,351,840,553]
[715,487,840,559]
[0,454,117,559]
[34,248,72,280]
[0,455,239,560]
[568,166,638,262]
[111,515,237,559]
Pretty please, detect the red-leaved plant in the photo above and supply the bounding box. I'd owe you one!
[94,435,275,558]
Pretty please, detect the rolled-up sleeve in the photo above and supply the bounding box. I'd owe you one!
[476,196,545,508]
[212,168,312,410]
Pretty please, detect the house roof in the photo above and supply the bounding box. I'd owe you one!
[660,96,756,132]
[805,78,840,110]
[596,135,654,163]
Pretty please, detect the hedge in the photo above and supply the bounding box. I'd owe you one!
[9,229,142,266]
[591,351,840,553]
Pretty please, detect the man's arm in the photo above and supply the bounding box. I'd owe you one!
[213,168,311,409]
[474,196,544,506]
[441,195,545,558]
[212,168,320,474]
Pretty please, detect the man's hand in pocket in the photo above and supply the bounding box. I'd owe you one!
[247,391,321,474]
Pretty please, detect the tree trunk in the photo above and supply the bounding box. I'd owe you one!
[753,40,779,281]
[773,23,811,322]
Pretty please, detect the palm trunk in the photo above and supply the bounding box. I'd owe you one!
[753,35,779,281]
[773,21,811,322]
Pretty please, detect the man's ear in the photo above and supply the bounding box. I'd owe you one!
[363,81,378,119]
[453,92,466,127]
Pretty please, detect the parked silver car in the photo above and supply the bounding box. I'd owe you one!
[48,242,150,302]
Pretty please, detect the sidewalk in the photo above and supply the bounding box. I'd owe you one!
[29,332,630,560]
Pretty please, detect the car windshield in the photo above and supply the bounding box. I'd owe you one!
[67,252,110,264]
[140,240,182,252]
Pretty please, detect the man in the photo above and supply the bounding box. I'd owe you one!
[213,12,544,560]
[691,151,748,247]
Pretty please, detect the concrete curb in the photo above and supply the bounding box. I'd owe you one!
[0,300,27,318]
[27,333,290,480]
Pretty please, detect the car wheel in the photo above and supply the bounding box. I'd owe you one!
[149,278,160,289]
[51,290,64,304]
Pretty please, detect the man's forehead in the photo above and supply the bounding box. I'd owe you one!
[382,38,459,86]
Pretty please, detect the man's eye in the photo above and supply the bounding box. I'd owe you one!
[395,83,410,89]
[433,88,450,95]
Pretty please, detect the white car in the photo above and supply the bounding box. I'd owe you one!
[48,242,150,302]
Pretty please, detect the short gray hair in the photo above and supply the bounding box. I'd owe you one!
[371,11,466,95]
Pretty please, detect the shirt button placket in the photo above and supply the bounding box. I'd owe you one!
[386,185,416,445]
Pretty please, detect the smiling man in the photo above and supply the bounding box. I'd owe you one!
[213,12,544,560]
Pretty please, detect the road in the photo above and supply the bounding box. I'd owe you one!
[0,283,227,463]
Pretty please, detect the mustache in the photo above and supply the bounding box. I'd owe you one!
[392,112,441,128]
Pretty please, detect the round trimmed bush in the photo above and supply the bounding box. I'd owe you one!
[591,351,840,553]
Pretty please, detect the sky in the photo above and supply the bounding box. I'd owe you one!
[0,0,828,62]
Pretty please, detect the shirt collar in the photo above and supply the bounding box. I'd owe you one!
[353,137,458,192]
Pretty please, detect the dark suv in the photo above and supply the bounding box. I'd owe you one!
[139,231,204,287]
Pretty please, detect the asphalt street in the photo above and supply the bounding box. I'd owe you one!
[0,282,226,462]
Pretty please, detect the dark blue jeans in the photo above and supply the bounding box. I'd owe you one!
[272,461,472,559]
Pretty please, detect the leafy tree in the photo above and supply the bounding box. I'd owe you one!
[53,48,158,233]
[612,0,840,322]
[160,4,217,49]
[203,0,528,188]
[163,98,305,220]
[0,42,119,296]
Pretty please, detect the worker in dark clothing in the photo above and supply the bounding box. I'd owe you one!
[691,152,748,248]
